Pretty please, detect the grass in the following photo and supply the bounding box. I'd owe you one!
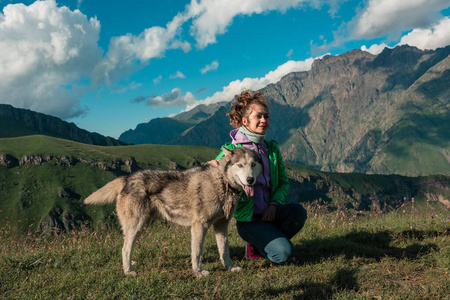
[1,202,449,299]
[1,134,450,298]
[0,135,219,233]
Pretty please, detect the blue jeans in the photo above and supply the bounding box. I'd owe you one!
[236,202,307,263]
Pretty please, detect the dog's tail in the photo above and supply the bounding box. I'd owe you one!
[84,177,125,205]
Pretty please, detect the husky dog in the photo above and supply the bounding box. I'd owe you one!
[84,147,262,277]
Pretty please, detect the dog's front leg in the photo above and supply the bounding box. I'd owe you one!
[213,218,242,273]
[190,222,209,278]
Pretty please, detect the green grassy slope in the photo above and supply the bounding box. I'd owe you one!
[0,135,217,169]
[370,109,450,176]
[0,135,219,233]
[1,135,449,235]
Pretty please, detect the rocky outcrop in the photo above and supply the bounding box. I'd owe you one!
[1,153,140,173]
[38,207,84,234]
[285,167,450,213]
[425,193,450,209]
[0,154,19,168]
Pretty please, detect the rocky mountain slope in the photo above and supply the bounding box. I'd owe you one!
[124,45,449,176]
[260,45,450,176]
[0,104,126,146]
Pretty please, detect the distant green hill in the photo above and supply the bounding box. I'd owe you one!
[1,135,449,234]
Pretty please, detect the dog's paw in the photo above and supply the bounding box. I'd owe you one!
[229,266,242,272]
[193,270,210,278]
[125,271,137,276]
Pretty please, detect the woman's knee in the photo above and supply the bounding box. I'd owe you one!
[264,237,294,263]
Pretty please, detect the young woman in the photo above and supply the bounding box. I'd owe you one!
[213,90,307,263]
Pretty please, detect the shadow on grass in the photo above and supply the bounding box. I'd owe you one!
[241,267,358,300]
[261,280,334,300]
[298,229,442,264]
[222,229,443,265]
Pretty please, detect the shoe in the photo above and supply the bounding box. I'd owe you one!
[245,243,264,260]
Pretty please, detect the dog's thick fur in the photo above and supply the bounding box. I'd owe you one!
[84,147,262,277]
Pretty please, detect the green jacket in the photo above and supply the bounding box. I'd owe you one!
[215,140,290,222]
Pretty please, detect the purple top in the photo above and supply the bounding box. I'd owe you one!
[230,129,271,214]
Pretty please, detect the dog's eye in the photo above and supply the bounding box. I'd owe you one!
[237,164,243,168]
[251,162,256,167]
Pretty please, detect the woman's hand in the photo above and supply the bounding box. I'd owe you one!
[262,204,277,222]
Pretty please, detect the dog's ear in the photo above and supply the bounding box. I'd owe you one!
[221,147,233,156]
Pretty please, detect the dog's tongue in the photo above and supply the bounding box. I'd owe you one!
[244,185,254,197]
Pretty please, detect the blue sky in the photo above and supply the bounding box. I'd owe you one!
[1,0,449,138]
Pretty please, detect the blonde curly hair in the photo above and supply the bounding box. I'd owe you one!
[227,90,269,128]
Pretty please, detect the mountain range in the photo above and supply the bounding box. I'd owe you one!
[120,45,450,176]
[1,45,449,177]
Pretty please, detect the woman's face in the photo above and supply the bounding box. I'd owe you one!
[242,104,269,135]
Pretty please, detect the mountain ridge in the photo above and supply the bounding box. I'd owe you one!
[0,104,126,146]
[118,102,227,145]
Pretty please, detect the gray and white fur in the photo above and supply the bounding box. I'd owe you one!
[84,147,262,277]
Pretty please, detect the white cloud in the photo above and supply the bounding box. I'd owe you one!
[94,0,331,85]
[186,56,321,110]
[0,0,342,120]
[92,13,191,85]
[200,60,219,74]
[95,0,341,86]
[170,71,186,79]
[361,16,450,54]
[361,43,389,55]
[0,0,102,118]
[186,0,311,48]
[153,75,163,84]
[0,0,193,118]
[349,0,449,39]
[398,17,450,50]
[111,81,142,94]
[144,88,198,107]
